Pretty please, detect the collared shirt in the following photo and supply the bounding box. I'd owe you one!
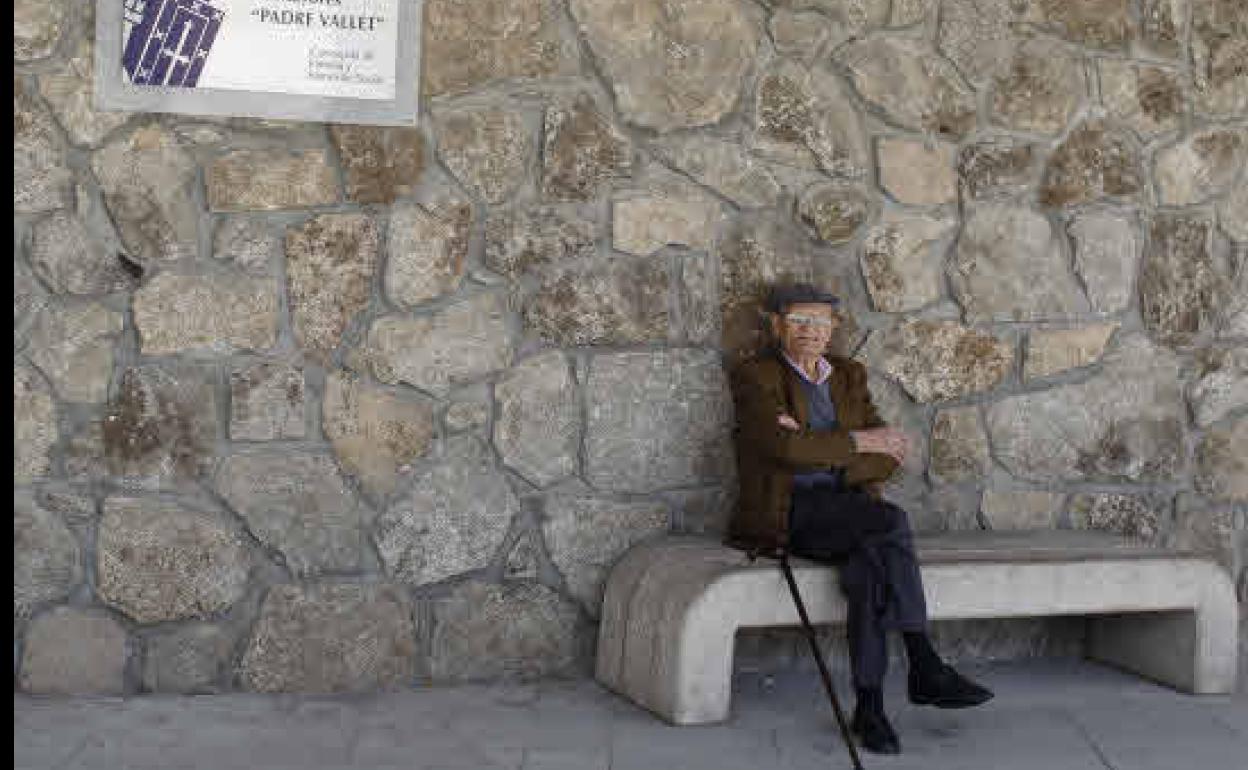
[781,352,845,491]
[781,351,832,385]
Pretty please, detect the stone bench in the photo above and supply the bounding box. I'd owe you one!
[595,531,1239,725]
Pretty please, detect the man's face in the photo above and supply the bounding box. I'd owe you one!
[771,302,838,359]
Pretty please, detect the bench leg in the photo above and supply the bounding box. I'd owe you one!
[1088,609,1238,694]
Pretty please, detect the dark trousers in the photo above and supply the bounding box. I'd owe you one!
[788,485,930,689]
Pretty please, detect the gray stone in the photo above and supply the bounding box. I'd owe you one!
[13,490,82,619]
[987,334,1186,482]
[1039,120,1143,207]
[1219,176,1248,242]
[1139,0,1187,58]
[37,37,131,147]
[752,59,871,179]
[980,490,1063,530]
[374,436,518,586]
[14,364,56,483]
[426,580,585,682]
[142,624,233,694]
[435,106,532,205]
[14,79,72,213]
[385,197,471,308]
[541,96,632,202]
[504,530,541,579]
[367,293,513,397]
[14,259,47,347]
[568,0,762,131]
[1191,0,1248,117]
[768,10,840,60]
[654,135,781,208]
[839,36,976,137]
[523,258,670,346]
[1024,324,1119,381]
[484,206,597,280]
[675,254,720,346]
[240,582,418,693]
[889,0,935,26]
[229,361,306,441]
[1189,348,1248,427]
[1099,61,1185,139]
[1172,495,1238,573]
[495,352,581,488]
[217,452,363,577]
[212,218,279,276]
[102,364,218,489]
[30,212,138,295]
[96,497,251,623]
[585,350,734,493]
[207,150,339,211]
[329,124,425,204]
[951,204,1090,322]
[27,301,123,403]
[1027,0,1132,50]
[861,211,956,313]
[285,213,380,362]
[1140,212,1233,345]
[860,320,1012,403]
[421,0,573,97]
[670,486,737,536]
[957,138,1039,200]
[18,608,126,695]
[798,183,875,245]
[929,406,990,483]
[14,0,66,61]
[542,494,669,616]
[1196,416,1248,502]
[877,137,957,205]
[1068,210,1140,314]
[91,125,199,262]
[322,371,436,501]
[133,271,279,356]
[612,186,724,256]
[444,393,492,433]
[989,37,1085,136]
[1070,493,1169,542]
[1154,128,1248,206]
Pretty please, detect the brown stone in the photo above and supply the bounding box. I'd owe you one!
[1029,0,1132,50]
[1099,61,1185,139]
[285,214,380,361]
[1191,0,1248,117]
[541,96,632,202]
[37,37,132,147]
[860,320,1013,403]
[957,138,1040,200]
[1140,212,1232,345]
[207,150,339,211]
[989,37,1085,136]
[435,105,534,205]
[1070,493,1169,542]
[1139,0,1187,58]
[1154,128,1248,206]
[751,60,870,179]
[654,135,782,209]
[1039,120,1142,207]
[929,406,990,483]
[14,0,66,61]
[385,197,471,308]
[861,212,956,313]
[484,206,597,279]
[523,258,670,346]
[798,184,875,244]
[839,36,976,138]
[1024,324,1119,380]
[330,125,425,204]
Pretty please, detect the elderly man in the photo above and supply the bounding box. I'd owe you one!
[726,283,992,755]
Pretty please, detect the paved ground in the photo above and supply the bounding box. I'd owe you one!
[15,659,1247,770]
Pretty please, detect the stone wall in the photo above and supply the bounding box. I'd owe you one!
[14,0,1246,695]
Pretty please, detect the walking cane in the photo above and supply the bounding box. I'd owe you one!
[778,553,865,770]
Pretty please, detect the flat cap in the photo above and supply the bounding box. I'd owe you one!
[765,282,841,313]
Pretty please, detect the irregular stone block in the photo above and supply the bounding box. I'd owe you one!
[523,258,670,346]
[989,36,1085,136]
[860,320,1012,403]
[1070,493,1169,542]
[96,497,251,623]
[495,351,581,487]
[367,292,513,397]
[1068,210,1140,314]
[861,211,956,313]
[212,218,279,276]
[15,79,72,213]
[568,0,762,131]
[435,106,532,205]
[426,580,585,681]
[14,0,66,61]
[1191,0,1248,117]
[937,0,1025,85]
[980,490,1063,530]
[1219,176,1248,242]
[142,624,233,694]
[207,149,339,211]
[1027,0,1131,50]
[1099,60,1185,139]
[240,582,418,693]
[484,205,597,280]
[751,59,870,178]
[229,361,306,441]
[1139,0,1187,58]
[285,213,379,361]
[18,608,126,695]
[385,197,471,308]
[14,259,48,348]
[798,183,875,245]
[27,301,124,402]
[951,204,1090,322]
[133,271,279,355]
[330,124,424,204]
[91,126,199,262]
[1154,127,1248,206]
[1040,119,1142,207]
[504,530,541,580]
[1024,324,1118,380]
[929,406,990,484]
[37,37,131,147]
[986,334,1185,482]
[1196,416,1248,503]
[877,137,957,205]
[322,371,435,501]
[541,96,632,202]
[13,489,82,619]
[585,350,734,493]
[542,494,669,616]
[839,36,976,138]
[374,436,518,586]
[1188,348,1248,427]
[654,135,781,209]
[30,212,138,295]
[1140,211,1232,345]
[612,188,723,256]
[1172,495,1238,573]
[957,137,1039,200]
[14,364,56,483]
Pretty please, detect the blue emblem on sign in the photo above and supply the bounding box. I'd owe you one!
[123,0,225,88]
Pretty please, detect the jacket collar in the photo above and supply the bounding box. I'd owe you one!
[770,349,849,429]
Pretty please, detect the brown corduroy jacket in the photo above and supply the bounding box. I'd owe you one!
[725,350,900,556]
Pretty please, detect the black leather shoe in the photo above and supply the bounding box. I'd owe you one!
[908,664,994,709]
[851,702,901,755]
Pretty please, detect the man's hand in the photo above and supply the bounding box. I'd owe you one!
[851,427,910,464]
[777,413,800,431]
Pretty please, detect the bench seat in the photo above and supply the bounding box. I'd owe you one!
[594,531,1239,725]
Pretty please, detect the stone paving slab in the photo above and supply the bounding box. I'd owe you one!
[15,660,1247,770]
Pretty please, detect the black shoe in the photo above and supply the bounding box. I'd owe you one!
[851,702,901,755]
[908,664,994,709]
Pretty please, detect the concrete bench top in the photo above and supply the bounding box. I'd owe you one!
[595,532,1238,725]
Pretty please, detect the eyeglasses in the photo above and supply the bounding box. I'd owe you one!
[783,313,836,328]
